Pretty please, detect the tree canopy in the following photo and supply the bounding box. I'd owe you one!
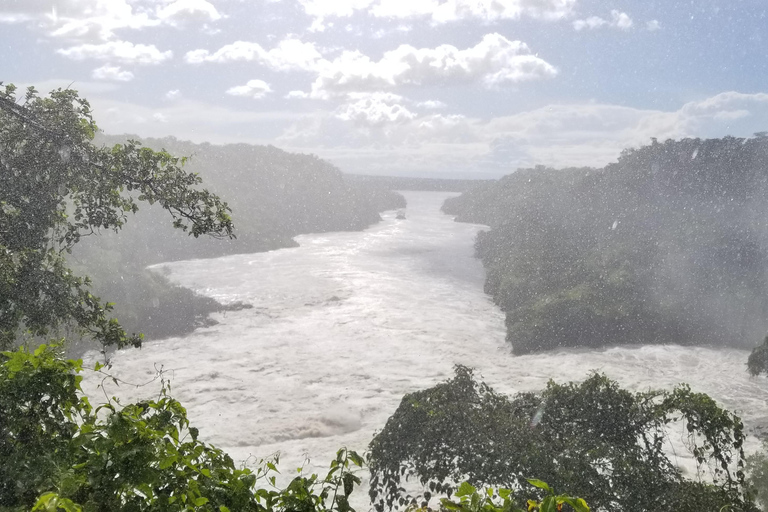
[443,136,768,354]
[368,367,755,512]
[0,84,234,350]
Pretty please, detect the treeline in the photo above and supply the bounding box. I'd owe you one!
[444,135,768,354]
[347,174,494,192]
[88,135,406,262]
[70,136,405,347]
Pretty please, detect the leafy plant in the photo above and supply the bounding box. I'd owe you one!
[1,343,367,512]
[434,480,589,512]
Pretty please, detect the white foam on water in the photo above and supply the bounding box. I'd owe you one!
[80,191,768,504]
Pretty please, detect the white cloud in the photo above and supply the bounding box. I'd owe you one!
[277,91,768,176]
[372,24,413,38]
[226,79,273,99]
[5,0,224,42]
[573,10,633,31]
[298,0,576,28]
[336,93,417,126]
[156,0,223,24]
[286,90,310,99]
[166,89,181,100]
[678,91,768,124]
[188,35,555,100]
[57,41,172,64]
[185,39,324,71]
[0,13,34,24]
[417,100,447,109]
[91,64,135,81]
[311,33,557,98]
[48,1,159,41]
[646,19,661,31]
[612,10,633,29]
[573,16,606,30]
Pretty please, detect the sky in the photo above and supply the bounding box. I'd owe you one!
[1,0,767,178]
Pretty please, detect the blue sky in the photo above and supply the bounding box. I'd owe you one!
[1,0,767,177]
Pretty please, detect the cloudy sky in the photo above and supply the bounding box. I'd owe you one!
[1,0,767,177]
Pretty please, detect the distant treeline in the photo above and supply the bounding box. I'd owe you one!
[70,136,405,348]
[348,174,493,192]
[444,135,768,353]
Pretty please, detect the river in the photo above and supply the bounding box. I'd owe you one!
[82,190,768,497]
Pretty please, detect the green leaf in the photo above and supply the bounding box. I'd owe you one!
[540,496,557,512]
[560,497,590,512]
[526,479,552,494]
[348,450,364,467]
[159,456,177,469]
[440,499,463,510]
[457,481,477,497]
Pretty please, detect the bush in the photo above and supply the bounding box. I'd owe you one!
[0,344,364,512]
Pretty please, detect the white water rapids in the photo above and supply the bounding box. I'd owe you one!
[82,191,768,499]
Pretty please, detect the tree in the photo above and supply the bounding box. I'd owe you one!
[0,83,234,351]
[747,333,768,376]
[368,367,756,512]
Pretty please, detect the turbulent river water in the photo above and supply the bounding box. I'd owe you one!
[83,190,768,498]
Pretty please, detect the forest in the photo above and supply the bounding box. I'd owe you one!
[444,136,768,357]
[2,84,768,512]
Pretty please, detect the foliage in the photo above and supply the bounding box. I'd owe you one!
[442,136,768,354]
[747,333,768,376]
[368,366,756,512]
[0,343,366,512]
[88,135,407,265]
[432,480,589,512]
[746,441,768,511]
[0,84,234,350]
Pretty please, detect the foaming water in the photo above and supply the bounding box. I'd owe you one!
[82,191,768,496]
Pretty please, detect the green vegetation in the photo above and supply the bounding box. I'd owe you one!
[0,344,368,512]
[748,334,768,377]
[0,84,233,351]
[443,136,768,354]
[3,83,749,512]
[425,480,589,512]
[746,440,768,511]
[0,345,588,512]
[0,83,578,512]
[1,81,404,350]
[369,366,755,512]
[90,135,407,264]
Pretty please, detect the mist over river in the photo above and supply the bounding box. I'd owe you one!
[83,191,768,497]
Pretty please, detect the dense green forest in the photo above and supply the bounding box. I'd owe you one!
[68,136,405,347]
[443,135,768,354]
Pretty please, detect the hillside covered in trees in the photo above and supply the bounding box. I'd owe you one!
[70,136,405,345]
[443,135,768,354]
